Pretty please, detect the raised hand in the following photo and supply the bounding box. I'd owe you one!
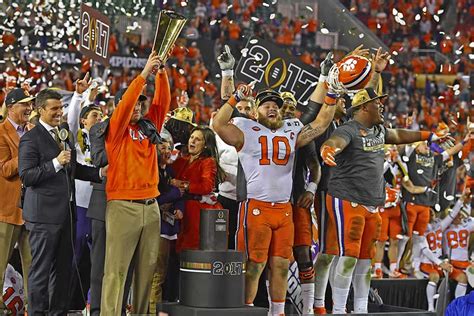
[349,44,370,58]
[372,47,391,73]
[217,45,235,71]
[233,83,252,102]
[75,72,92,94]
[141,51,162,79]
[320,52,334,77]
[177,91,189,108]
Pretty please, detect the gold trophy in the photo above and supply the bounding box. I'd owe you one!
[152,10,187,63]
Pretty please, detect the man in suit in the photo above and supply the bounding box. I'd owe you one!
[0,88,34,312]
[19,89,103,315]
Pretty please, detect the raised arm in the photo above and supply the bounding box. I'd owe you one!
[296,99,337,148]
[366,47,390,92]
[67,73,91,139]
[299,52,333,125]
[211,86,248,150]
[296,64,340,147]
[107,52,160,145]
[217,45,236,100]
[386,128,447,145]
[145,67,170,131]
[440,189,471,231]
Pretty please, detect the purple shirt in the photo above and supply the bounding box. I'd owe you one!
[7,117,26,138]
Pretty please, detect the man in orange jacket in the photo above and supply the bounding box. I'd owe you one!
[101,52,169,315]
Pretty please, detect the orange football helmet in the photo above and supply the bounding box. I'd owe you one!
[328,55,373,93]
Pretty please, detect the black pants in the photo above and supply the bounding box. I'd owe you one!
[217,195,239,250]
[25,215,73,316]
[89,219,134,316]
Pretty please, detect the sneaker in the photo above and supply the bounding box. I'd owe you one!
[313,306,327,314]
[373,267,383,279]
[389,269,408,279]
[414,270,425,279]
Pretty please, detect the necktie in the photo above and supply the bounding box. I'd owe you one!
[51,129,64,150]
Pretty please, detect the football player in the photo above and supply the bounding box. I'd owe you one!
[320,86,449,314]
[280,91,321,314]
[212,80,337,315]
[417,190,470,312]
[403,136,468,278]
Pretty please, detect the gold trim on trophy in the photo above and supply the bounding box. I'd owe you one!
[152,10,187,63]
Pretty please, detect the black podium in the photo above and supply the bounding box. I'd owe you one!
[162,209,266,316]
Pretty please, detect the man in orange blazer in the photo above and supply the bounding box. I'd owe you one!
[0,88,34,311]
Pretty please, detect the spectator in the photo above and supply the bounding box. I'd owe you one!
[172,126,224,252]
[0,88,34,311]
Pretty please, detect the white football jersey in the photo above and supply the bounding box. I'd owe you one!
[421,220,444,264]
[444,217,474,262]
[232,117,303,203]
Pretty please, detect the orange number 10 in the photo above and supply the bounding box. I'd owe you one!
[258,136,291,166]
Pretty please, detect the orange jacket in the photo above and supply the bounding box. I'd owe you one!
[105,71,170,201]
[0,119,23,225]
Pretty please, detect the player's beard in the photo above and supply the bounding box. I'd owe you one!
[258,115,284,130]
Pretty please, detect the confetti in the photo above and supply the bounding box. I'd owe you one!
[433,15,439,22]
[415,14,421,21]
[358,33,364,38]
[392,8,398,16]
[320,28,329,34]
[306,6,313,12]
[270,13,275,19]
[251,16,259,22]
[250,39,259,44]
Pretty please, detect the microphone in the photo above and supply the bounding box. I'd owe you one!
[58,122,70,150]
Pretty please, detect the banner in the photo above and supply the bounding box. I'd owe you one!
[235,37,319,108]
[80,3,111,66]
[16,49,148,69]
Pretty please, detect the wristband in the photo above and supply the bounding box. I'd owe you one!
[420,131,432,141]
[306,182,318,195]
[222,69,234,77]
[324,93,337,106]
[227,95,238,107]
[318,74,327,83]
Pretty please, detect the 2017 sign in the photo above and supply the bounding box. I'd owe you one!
[236,37,319,109]
[80,4,111,66]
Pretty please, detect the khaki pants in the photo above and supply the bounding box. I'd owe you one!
[0,222,31,306]
[149,237,171,313]
[100,200,160,315]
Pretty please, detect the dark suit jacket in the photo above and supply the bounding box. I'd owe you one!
[87,120,109,221]
[19,122,101,224]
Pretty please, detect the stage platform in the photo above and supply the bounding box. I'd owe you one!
[371,277,429,310]
[159,302,267,316]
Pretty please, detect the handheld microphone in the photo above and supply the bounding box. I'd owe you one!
[58,122,70,150]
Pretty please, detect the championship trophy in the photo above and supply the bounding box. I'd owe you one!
[152,10,187,63]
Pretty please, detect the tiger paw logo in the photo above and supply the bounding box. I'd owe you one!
[341,58,358,72]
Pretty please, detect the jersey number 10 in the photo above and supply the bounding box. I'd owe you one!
[258,135,291,166]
